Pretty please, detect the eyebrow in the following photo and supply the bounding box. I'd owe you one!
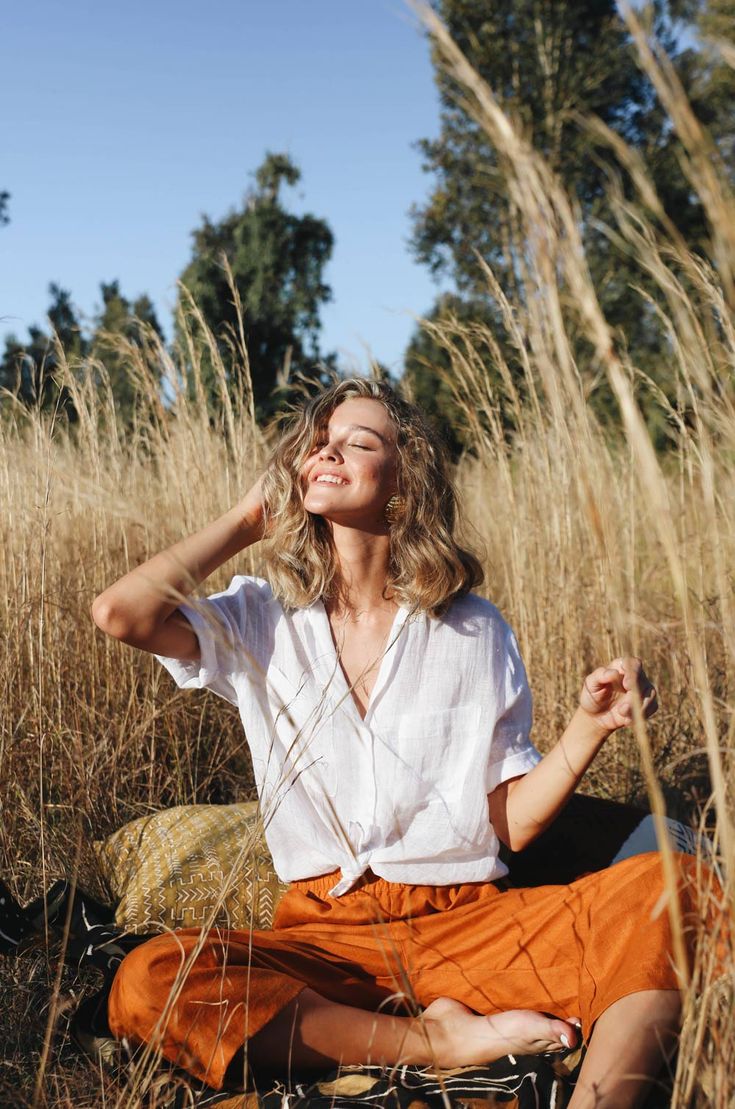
[324,422,390,444]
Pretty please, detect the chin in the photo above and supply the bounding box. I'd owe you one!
[303,493,336,515]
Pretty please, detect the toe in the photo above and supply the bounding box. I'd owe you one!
[549,1018,580,1050]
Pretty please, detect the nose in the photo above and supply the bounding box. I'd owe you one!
[317,439,342,461]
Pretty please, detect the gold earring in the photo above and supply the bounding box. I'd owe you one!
[384,495,404,525]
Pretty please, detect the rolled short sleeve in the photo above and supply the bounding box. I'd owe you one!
[154,575,273,706]
[485,623,541,793]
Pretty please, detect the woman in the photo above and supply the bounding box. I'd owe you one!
[93,378,690,1109]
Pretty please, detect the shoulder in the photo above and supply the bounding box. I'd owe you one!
[219,574,274,601]
[204,574,280,618]
[443,594,529,692]
[439,591,514,640]
[419,593,520,664]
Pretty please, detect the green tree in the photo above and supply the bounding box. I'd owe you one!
[0,283,84,413]
[685,0,735,174]
[406,0,719,434]
[89,280,163,423]
[1,280,161,423]
[411,1,662,288]
[177,152,334,419]
[404,293,500,458]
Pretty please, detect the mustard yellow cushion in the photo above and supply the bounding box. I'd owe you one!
[94,802,288,933]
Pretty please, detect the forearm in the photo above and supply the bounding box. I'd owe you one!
[92,501,261,639]
[503,708,612,851]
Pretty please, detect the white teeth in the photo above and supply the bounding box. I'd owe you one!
[316,475,347,485]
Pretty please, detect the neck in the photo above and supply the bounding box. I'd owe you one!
[326,521,394,618]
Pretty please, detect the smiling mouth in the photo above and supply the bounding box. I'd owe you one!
[313,475,349,486]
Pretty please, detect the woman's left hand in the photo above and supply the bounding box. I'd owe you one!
[578,657,658,734]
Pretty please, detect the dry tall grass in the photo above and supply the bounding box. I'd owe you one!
[1,5,734,1105]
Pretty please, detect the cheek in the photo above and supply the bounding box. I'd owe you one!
[357,460,388,485]
[297,468,313,501]
[376,456,398,486]
[360,465,396,499]
[300,454,318,481]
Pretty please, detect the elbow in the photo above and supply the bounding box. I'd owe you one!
[506,830,534,854]
[91,595,137,642]
[494,824,529,854]
[505,820,546,854]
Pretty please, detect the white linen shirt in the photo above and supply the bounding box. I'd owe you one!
[155,576,541,895]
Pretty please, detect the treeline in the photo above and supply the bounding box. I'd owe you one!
[2,0,734,446]
[0,153,333,425]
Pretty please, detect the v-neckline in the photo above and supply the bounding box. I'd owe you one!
[315,599,409,725]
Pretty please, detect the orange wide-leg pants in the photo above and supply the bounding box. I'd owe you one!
[108,852,703,1090]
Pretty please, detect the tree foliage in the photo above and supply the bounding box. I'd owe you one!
[404,293,499,457]
[686,0,735,173]
[412,0,657,290]
[89,281,163,423]
[405,0,729,437]
[177,152,335,419]
[0,280,162,423]
[0,284,83,413]
[2,153,334,426]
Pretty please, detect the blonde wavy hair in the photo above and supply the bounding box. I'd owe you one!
[260,378,483,618]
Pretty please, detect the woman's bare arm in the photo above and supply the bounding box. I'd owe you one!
[489,658,658,852]
[91,478,266,660]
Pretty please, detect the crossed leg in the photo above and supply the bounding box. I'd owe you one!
[109,852,701,1102]
[244,986,680,1109]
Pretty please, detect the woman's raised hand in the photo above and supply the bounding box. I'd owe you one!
[579,658,658,735]
[93,470,271,657]
[237,473,268,539]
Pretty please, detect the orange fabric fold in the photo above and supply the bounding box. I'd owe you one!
[108,851,702,1090]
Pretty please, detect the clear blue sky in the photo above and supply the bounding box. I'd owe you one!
[1,1,448,376]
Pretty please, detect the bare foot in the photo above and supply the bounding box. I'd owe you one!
[419,997,581,1068]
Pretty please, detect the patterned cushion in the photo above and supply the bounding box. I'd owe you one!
[94,803,288,933]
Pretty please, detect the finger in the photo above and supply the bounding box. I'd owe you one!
[587,664,625,693]
[620,657,643,691]
[626,670,655,709]
[643,692,659,718]
[623,685,657,719]
[584,668,606,694]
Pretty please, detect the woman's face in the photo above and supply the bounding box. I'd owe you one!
[300,397,399,526]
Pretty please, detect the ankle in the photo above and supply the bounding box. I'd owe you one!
[402,1012,451,1068]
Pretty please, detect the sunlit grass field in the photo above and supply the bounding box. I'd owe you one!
[1,7,734,1106]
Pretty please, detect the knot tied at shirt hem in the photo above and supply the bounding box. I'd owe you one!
[327,861,372,898]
